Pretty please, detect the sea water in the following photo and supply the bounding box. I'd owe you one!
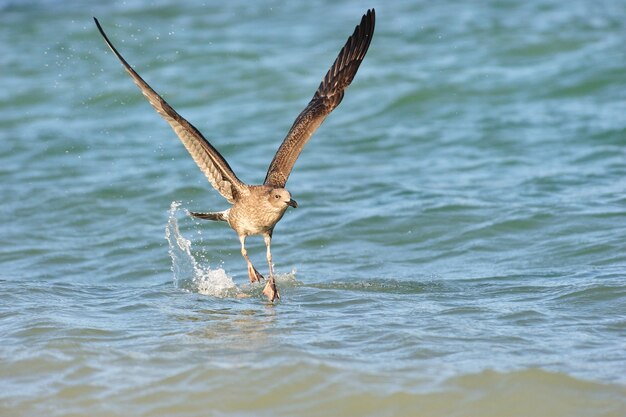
[1,0,625,416]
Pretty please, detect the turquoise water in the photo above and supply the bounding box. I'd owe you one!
[1,0,626,415]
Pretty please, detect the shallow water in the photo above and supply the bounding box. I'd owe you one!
[1,0,626,416]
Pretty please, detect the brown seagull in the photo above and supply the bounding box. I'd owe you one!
[94,9,375,301]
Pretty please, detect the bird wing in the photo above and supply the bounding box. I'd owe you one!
[94,18,246,204]
[263,9,375,188]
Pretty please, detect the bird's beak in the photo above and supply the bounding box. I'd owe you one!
[287,199,298,208]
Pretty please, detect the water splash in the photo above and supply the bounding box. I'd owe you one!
[165,201,239,297]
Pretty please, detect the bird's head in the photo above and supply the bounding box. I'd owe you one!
[268,188,298,209]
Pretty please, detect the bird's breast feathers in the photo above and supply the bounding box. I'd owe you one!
[228,202,287,236]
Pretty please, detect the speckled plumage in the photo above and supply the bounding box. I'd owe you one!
[95,10,375,301]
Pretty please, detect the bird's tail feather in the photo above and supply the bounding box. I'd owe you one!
[189,210,228,222]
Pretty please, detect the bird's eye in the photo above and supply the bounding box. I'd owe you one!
[275,195,279,199]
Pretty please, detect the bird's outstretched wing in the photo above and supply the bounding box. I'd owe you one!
[94,18,246,204]
[263,9,375,188]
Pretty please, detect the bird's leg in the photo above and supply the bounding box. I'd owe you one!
[262,234,280,302]
[264,233,274,277]
[239,235,263,283]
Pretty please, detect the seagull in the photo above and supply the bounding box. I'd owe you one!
[94,9,375,301]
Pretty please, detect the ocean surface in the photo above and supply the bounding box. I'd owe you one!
[1,0,625,416]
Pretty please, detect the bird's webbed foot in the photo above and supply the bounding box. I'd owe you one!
[262,277,280,302]
[247,263,264,283]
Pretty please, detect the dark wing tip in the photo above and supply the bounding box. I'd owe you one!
[93,17,105,36]
[315,8,376,103]
[356,8,376,60]
[93,17,119,58]
[363,9,376,34]
[263,10,376,188]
